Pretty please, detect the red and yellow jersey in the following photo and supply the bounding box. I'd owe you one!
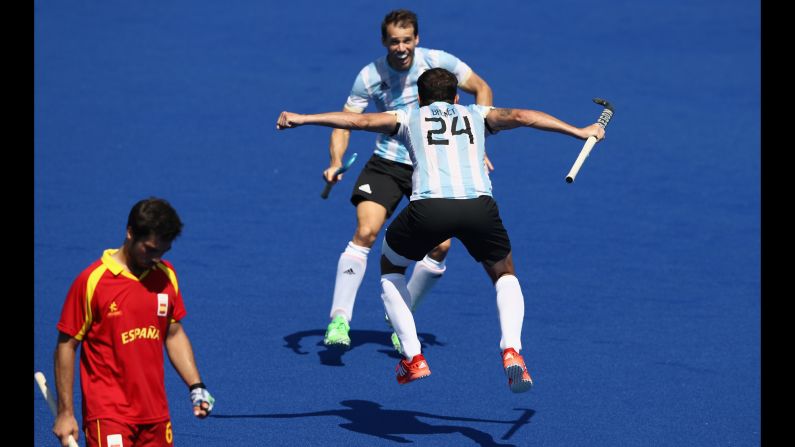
[57,249,187,425]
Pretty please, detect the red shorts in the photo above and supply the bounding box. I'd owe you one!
[84,418,174,447]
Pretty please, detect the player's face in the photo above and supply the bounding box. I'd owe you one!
[383,23,418,71]
[127,233,172,273]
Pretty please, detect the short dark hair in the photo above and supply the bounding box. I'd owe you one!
[127,197,183,242]
[381,9,418,41]
[417,68,458,106]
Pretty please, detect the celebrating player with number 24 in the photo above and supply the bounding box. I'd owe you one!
[277,67,604,392]
[318,9,494,354]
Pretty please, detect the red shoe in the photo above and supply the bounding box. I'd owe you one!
[502,348,533,393]
[396,354,431,385]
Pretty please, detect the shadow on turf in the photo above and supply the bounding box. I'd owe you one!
[283,329,444,366]
[212,399,534,446]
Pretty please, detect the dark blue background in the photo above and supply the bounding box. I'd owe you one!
[35,1,760,445]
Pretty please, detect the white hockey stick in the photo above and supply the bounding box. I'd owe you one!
[34,371,79,447]
[565,98,614,183]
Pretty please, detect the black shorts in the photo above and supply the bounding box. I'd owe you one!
[350,155,413,218]
[385,196,512,267]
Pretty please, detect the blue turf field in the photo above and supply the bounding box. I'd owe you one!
[34,1,760,445]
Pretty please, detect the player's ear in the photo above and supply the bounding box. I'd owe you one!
[454,94,459,104]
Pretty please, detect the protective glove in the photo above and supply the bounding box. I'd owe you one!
[189,382,215,418]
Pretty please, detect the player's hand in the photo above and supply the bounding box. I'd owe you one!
[276,111,303,130]
[582,123,605,141]
[323,165,343,184]
[189,383,215,418]
[53,413,79,446]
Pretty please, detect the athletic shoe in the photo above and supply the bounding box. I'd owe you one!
[391,332,403,355]
[502,347,533,393]
[396,354,431,384]
[323,315,351,347]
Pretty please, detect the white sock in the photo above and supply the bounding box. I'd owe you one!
[495,275,524,351]
[329,242,370,322]
[407,255,446,311]
[381,273,421,358]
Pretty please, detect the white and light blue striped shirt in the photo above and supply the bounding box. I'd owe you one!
[345,47,472,165]
[394,102,494,201]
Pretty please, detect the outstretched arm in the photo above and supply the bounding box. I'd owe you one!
[277,111,398,134]
[485,108,605,141]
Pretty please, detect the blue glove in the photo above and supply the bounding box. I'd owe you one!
[189,382,215,417]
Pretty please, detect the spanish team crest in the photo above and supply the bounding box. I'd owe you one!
[157,293,169,317]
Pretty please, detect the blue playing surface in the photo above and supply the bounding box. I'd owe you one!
[34,1,760,445]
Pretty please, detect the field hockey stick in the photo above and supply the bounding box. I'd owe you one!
[565,98,614,183]
[34,371,79,447]
[321,152,358,199]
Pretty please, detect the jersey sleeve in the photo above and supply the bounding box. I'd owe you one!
[56,270,93,340]
[344,68,371,113]
[160,260,187,323]
[469,104,499,137]
[170,285,186,323]
[429,49,473,85]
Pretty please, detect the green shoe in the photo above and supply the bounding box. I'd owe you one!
[324,315,351,347]
[391,331,403,355]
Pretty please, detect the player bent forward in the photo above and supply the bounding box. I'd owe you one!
[277,68,604,392]
[52,198,214,446]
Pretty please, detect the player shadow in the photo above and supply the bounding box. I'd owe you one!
[212,399,534,446]
[283,329,444,366]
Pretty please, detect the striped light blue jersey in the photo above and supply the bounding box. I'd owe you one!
[345,47,472,165]
[394,102,494,201]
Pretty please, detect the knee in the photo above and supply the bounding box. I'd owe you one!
[428,239,452,261]
[484,254,516,284]
[353,226,379,247]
